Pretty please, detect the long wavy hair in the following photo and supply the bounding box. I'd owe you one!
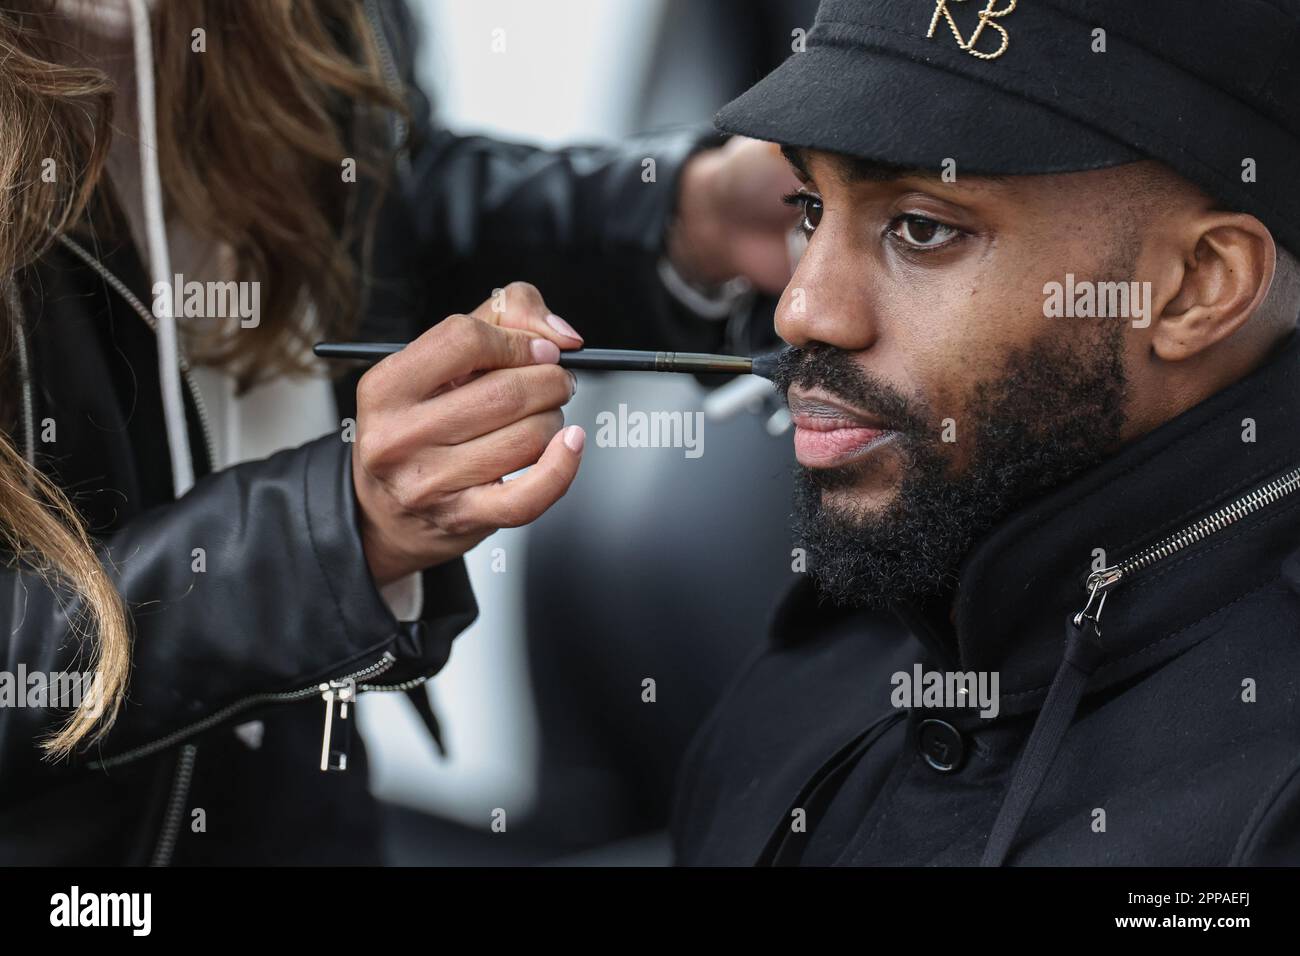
[0,0,402,756]
[140,0,402,390]
[48,0,404,390]
[0,4,123,758]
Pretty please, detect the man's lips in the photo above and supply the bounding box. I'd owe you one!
[787,388,897,469]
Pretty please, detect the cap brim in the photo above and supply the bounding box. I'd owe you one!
[717,45,1140,175]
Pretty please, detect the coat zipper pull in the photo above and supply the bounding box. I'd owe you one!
[319,678,356,772]
[1071,567,1120,638]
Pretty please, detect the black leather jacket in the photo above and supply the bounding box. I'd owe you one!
[0,0,724,865]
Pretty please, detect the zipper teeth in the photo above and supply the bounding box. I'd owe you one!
[181,372,217,474]
[7,287,36,466]
[58,238,421,764]
[362,675,428,693]
[15,262,208,868]
[363,0,411,175]
[150,743,197,867]
[56,235,218,470]
[16,325,34,466]
[93,653,398,770]
[1099,464,1300,588]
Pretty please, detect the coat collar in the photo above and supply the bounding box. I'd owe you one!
[956,330,1300,711]
[776,331,1300,717]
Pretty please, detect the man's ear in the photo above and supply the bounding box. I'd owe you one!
[1152,213,1276,362]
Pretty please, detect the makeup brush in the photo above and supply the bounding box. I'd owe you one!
[313,342,781,379]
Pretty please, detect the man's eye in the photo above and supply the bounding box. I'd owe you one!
[783,192,823,236]
[889,215,960,249]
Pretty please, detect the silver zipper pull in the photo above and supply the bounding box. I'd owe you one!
[319,679,356,772]
[1072,566,1123,635]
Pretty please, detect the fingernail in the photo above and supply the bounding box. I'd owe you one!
[545,313,583,343]
[567,370,578,396]
[563,425,585,453]
[531,338,561,364]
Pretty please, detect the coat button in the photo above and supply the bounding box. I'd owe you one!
[917,719,965,773]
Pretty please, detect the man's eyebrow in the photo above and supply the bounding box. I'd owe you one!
[780,144,810,180]
[780,144,1012,187]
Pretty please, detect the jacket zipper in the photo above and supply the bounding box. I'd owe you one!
[56,235,218,470]
[150,744,197,866]
[315,672,434,769]
[95,652,399,771]
[7,287,36,467]
[55,239,410,780]
[363,0,411,177]
[1073,463,1300,635]
[57,235,220,866]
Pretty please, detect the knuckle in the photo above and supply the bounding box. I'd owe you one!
[355,425,390,473]
[526,415,561,459]
[538,365,574,401]
[355,369,381,410]
[356,431,378,470]
[441,313,480,349]
[541,409,565,437]
[388,475,420,513]
[505,280,541,304]
[439,506,478,539]
[356,415,403,475]
[483,374,528,418]
[392,474,439,515]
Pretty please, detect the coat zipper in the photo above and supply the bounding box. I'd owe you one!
[54,237,416,857]
[363,0,411,178]
[11,264,203,867]
[94,651,399,770]
[56,235,218,470]
[315,672,434,769]
[7,287,36,467]
[58,235,220,866]
[1073,463,1300,636]
[141,660,416,861]
[150,744,196,866]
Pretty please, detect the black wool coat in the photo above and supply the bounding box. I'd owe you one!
[674,332,1300,866]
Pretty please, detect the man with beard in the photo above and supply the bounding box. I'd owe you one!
[671,0,1300,865]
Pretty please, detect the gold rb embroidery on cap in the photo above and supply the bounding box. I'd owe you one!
[927,0,1017,60]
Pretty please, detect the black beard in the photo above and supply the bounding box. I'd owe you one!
[773,324,1128,609]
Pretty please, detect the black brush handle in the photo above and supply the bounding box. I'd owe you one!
[313,342,780,380]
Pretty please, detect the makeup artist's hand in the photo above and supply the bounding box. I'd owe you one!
[668,136,802,295]
[352,282,586,585]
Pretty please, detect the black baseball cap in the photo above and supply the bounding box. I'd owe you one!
[717,0,1300,255]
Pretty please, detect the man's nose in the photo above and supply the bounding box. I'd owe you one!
[775,243,878,351]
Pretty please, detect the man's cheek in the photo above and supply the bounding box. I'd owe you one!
[934,420,978,475]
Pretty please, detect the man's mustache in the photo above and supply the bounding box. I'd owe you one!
[771,345,931,436]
